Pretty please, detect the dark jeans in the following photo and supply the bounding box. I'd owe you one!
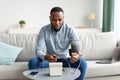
[28,57,87,80]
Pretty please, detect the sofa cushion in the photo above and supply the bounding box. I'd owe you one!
[0,42,23,64]
[0,34,37,61]
[76,31,117,60]
[0,31,117,61]
[86,60,120,78]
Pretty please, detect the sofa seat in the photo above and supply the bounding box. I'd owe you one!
[0,62,28,80]
[86,60,120,78]
[1,60,120,80]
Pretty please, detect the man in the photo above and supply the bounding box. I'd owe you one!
[28,7,87,80]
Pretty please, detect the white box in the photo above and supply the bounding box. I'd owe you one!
[49,62,63,76]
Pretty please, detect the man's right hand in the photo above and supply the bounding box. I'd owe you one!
[45,54,57,62]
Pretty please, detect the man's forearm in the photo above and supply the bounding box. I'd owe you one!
[35,50,45,60]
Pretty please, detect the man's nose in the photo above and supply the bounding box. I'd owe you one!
[56,21,59,25]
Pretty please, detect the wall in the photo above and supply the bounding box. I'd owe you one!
[0,0,103,32]
[114,0,120,39]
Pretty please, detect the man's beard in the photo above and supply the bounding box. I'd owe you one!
[51,23,63,32]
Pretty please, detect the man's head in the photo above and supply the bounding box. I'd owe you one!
[49,7,64,31]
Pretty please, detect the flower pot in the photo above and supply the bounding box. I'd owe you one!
[20,24,25,28]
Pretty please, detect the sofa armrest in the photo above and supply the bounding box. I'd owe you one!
[112,47,120,63]
[117,40,120,47]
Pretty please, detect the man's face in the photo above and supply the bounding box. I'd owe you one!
[50,12,64,31]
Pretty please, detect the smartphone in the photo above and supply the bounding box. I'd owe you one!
[30,71,38,75]
[69,49,73,56]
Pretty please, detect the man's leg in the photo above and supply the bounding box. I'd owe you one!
[70,58,87,80]
[57,58,87,80]
[28,57,49,69]
[57,59,70,67]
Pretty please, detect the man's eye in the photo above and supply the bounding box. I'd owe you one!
[59,19,62,21]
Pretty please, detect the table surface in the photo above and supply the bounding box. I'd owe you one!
[23,68,80,80]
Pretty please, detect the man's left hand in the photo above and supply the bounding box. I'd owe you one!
[69,52,81,63]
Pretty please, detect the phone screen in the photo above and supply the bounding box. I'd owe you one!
[30,72,38,75]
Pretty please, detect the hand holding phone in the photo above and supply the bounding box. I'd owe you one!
[30,71,38,75]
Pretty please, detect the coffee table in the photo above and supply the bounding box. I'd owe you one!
[23,68,80,80]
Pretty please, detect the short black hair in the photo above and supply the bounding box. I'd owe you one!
[50,7,64,14]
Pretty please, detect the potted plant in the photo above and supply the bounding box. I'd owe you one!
[19,20,26,28]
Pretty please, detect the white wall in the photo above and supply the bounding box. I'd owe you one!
[0,0,103,32]
[114,0,120,39]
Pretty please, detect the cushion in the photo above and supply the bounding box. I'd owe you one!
[0,42,23,65]
[0,33,37,61]
[76,32,117,60]
[112,47,120,63]
[86,61,120,78]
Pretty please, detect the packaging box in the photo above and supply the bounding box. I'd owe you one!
[49,62,63,76]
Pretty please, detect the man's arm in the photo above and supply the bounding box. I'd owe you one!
[69,28,82,63]
[36,27,57,62]
[69,42,82,63]
[36,28,46,60]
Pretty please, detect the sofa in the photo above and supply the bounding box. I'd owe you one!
[0,29,120,80]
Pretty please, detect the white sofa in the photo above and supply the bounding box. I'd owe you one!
[0,30,120,80]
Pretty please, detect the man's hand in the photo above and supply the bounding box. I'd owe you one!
[45,54,57,62]
[69,52,82,63]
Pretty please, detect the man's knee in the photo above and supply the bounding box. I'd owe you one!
[79,58,87,69]
[29,57,41,64]
[28,57,43,69]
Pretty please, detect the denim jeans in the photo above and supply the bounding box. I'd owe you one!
[28,57,87,80]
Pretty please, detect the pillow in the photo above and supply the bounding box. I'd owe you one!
[112,47,120,63]
[0,42,23,65]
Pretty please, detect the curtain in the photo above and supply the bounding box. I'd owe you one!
[102,0,115,32]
